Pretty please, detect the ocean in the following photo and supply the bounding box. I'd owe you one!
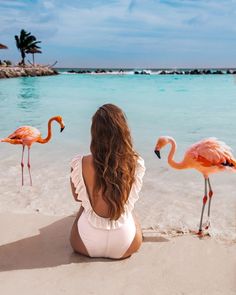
[0,70,235,242]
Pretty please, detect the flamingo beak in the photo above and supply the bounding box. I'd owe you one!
[155,150,161,159]
[60,126,65,132]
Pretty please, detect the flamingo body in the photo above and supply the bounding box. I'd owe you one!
[154,136,236,234]
[184,138,236,176]
[4,126,41,146]
[1,116,65,185]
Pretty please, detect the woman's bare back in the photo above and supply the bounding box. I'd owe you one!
[81,154,111,218]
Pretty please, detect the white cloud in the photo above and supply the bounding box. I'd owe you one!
[42,0,55,9]
[42,0,236,51]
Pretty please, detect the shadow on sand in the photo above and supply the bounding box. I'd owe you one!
[0,215,171,271]
[0,216,110,272]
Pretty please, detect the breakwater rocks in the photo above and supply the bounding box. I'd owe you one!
[0,66,58,79]
[66,69,236,75]
[157,69,236,75]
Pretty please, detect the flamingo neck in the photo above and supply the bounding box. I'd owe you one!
[38,117,55,144]
[167,138,185,170]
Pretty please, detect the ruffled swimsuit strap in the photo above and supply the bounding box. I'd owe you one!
[70,155,92,212]
[125,156,146,211]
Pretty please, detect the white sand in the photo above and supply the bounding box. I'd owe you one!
[0,212,235,295]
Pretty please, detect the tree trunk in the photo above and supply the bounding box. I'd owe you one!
[20,49,25,66]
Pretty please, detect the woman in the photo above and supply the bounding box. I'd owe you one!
[70,104,145,259]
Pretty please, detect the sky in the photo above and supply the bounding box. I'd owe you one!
[0,0,236,68]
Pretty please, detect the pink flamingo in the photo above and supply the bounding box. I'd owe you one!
[1,116,65,186]
[154,136,236,234]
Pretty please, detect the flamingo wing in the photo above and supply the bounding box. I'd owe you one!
[187,138,235,167]
[8,126,41,140]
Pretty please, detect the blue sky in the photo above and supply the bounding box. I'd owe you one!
[0,0,236,68]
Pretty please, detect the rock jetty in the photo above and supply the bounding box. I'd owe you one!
[66,68,236,75]
[0,66,58,79]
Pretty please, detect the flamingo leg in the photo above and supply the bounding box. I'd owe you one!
[205,178,213,229]
[198,178,208,234]
[27,147,32,186]
[21,145,25,186]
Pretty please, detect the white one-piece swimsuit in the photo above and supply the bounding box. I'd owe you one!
[70,155,145,259]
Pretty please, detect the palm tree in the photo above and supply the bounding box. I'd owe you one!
[15,29,41,66]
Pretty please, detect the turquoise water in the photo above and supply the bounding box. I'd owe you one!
[0,73,236,241]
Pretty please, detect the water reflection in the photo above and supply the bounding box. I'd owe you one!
[18,77,39,110]
[17,77,41,127]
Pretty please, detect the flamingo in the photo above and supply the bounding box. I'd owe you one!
[1,116,65,186]
[154,136,236,234]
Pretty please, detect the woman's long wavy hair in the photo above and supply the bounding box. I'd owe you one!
[90,104,138,220]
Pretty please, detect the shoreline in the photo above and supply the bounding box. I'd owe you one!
[0,66,58,79]
[0,212,235,294]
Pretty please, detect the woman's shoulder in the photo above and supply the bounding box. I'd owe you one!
[70,154,92,169]
[82,154,93,164]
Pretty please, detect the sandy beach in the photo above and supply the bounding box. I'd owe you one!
[0,212,235,295]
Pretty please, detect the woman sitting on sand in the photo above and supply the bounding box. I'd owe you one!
[70,104,145,259]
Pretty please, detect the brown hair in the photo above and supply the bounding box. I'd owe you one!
[90,104,138,220]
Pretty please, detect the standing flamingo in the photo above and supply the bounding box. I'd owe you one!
[154,136,236,234]
[1,116,65,186]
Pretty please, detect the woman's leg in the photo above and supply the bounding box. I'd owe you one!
[121,213,142,259]
[70,206,90,257]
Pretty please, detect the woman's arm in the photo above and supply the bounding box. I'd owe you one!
[70,168,81,202]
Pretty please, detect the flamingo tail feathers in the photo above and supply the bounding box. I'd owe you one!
[0,138,23,144]
[220,157,236,172]
[230,158,236,170]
